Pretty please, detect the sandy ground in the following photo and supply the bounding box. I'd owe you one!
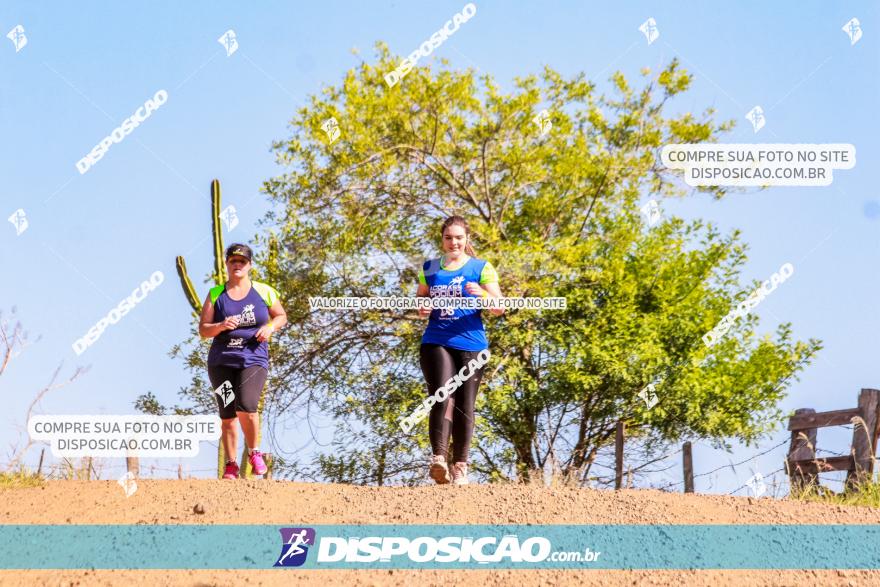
[1,480,879,586]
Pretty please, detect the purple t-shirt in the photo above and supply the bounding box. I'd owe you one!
[207,282,278,369]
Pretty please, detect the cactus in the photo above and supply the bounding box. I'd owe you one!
[210,179,227,285]
[175,179,228,479]
[175,256,201,318]
[175,179,225,316]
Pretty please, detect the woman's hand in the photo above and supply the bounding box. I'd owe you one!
[222,315,241,331]
[255,323,274,342]
[416,283,432,318]
[465,282,485,297]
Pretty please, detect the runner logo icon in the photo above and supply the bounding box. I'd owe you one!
[275,527,316,567]
[322,117,341,144]
[219,205,239,231]
[842,18,862,45]
[218,29,238,56]
[533,109,552,136]
[6,25,27,52]
[7,208,28,236]
[745,105,765,133]
[214,380,235,408]
[638,17,659,45]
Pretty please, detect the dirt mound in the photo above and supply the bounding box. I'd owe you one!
[2,480,879,586]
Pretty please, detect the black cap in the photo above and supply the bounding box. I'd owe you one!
[225,243,253,261]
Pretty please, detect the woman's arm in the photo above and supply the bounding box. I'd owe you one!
[482,281,504,316]
[464,281,504,316]
[198,294,239,338]
[255,300,288,342]
[416,283,431,318]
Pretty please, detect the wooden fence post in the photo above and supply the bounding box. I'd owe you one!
[683,441,694,493]
[126,456,139,479]
[36,448,45,477]
[787,408,817,494]
[846,389,880,490]
[615,421,625,490]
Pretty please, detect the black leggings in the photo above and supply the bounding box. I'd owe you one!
[207,364,267,419]
[419,343,487,463]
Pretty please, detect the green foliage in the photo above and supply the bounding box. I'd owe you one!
[173,44,821,485]
[133,391,166,415]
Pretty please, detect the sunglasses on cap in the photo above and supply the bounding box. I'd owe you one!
[225,244,253,261]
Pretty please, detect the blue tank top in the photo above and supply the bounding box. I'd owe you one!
[420,256,490,352]
[207,281,279,369]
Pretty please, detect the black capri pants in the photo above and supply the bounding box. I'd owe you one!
[419,343,487,463]
[207,364,267,419]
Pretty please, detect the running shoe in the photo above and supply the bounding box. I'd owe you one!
[429,454,451,484]
[249,450,268,476]
[451,462,469,485]
[223,461,239,480]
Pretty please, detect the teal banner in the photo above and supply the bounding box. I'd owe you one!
[1,524,879,569]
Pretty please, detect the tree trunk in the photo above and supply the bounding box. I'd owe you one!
[376,444,386,486]
[514,433,537,482]
[571,402,592,470]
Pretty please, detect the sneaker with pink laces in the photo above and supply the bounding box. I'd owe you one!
[249,450,268,476]
[222,461,239,480]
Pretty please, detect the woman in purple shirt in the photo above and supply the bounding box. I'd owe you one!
[198,243,287,479]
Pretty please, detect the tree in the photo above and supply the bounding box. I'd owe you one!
[176,44,822,484]
[1,308,87,473]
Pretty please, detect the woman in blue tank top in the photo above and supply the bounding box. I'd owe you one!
[198,243,287,479]
[416,216,504,485]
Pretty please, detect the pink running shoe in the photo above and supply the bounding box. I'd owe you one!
[223,461,239,480]
[249,450,268,476]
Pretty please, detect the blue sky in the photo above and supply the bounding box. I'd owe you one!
[1,1,878,493]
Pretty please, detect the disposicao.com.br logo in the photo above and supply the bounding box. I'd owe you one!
[273,526,601,568]
[275,528,316,567]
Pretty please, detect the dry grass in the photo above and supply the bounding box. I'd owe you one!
[0,468,44,489]
[792,479,880,508]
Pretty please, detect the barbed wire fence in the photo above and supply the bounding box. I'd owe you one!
[652,438,791,495]
[582,426,861,499]
[2,422,864,495]
[1,451,219,480]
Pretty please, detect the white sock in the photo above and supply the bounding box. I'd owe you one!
[249,447,260,455]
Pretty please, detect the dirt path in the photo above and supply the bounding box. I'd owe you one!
[1,480,879,586]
